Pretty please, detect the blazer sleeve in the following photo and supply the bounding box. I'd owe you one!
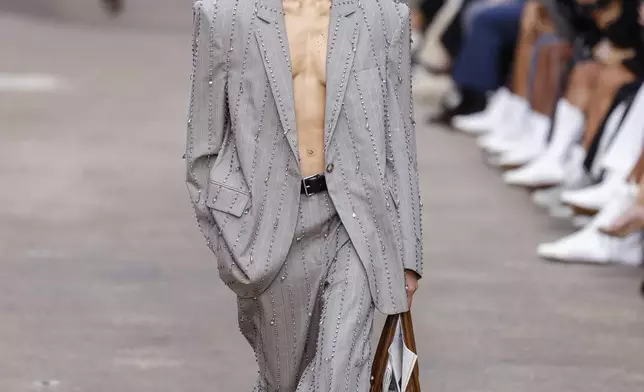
[185,0,228,251]
[387,3,424,277]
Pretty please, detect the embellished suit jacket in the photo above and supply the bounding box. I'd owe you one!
[185,0,422,314]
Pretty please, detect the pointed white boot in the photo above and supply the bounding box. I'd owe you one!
[497,111,551,168]
[453,88,510,134]
[539,146,589,218]
[560,171,628,214]
[532,146,589,210]
[538,184,642,266]
[503,100,584,187]
[478,94,529,152]
[537,226,642,266]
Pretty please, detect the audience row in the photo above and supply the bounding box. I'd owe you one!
[412,0,644,291]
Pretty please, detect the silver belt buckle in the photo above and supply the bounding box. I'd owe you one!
[302,174,319,197]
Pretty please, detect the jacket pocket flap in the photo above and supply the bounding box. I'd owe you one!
[206,181,251,218]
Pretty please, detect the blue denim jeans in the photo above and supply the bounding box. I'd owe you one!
[452,0,524,93]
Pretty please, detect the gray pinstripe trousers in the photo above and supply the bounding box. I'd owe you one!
[237,191,375,392]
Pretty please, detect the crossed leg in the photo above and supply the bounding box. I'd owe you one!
[511,1,556,98]
[529,41,571,116]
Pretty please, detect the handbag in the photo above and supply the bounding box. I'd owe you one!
[370,311,421,392]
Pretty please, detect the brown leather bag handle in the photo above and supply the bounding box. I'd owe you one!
[370,311,421,392]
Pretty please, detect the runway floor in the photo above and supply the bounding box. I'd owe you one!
[1,6,643,391]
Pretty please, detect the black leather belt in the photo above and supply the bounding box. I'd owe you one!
[301,174,327,196]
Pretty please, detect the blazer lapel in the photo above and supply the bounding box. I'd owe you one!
[255,0,300,164]
[324,0,359,153]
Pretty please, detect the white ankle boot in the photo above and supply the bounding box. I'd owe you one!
[528,146,588,215]
[537,227,643,265]
[560,171,628,213]
[537,185,642,266]
[503,100,584,187]
[453,88,510,134]
[478,94,529,152]
[497,111,551,168]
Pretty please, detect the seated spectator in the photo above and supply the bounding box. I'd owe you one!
[505,0,644,189]
[430,0,526,123]
[424,0,644,272]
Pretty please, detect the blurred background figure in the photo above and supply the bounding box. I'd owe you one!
[411,0,644,284]
[101,0,124,15]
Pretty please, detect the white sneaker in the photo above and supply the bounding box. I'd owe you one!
[452,111,493,136]
[497,137,542,168]
[560,174,627,213]
[537,229,643,266]
[532,146,589,212]
[497,112,551,168]
[478,94,529,153]
[484,134,523,155]
[503,107,586,188]
[503,154,566,187]
[478,125,517,152]
[505,98,583,172]
[533,187,562,208]
[453,88,510,134]
[538,187,642,266]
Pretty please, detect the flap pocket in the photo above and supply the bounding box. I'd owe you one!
[206,181,251,218]
[256,4,276,23]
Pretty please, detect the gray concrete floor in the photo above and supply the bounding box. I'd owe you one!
[1,5,644,392]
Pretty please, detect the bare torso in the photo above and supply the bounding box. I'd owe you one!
[283,0,331,177]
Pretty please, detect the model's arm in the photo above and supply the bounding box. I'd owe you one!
[387,3,424,277]
[186,0,227,248]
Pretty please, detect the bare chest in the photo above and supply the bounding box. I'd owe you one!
[283,8,330,78]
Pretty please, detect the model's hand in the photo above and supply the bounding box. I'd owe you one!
[639,3,644,25]
[405,270,419,308]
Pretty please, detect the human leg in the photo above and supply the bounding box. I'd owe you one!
[461,0,498,35]
[452,1,524,93]
[529,40,571,116]
[296,235,375,391]
[237,192,350,392]
[433,1,524,124]
[511,1,554,98]
[503,61,600,188]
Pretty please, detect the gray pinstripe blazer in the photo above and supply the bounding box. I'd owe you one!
[186,0,422,315]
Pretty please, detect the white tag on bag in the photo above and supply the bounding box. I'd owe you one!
[382,317,418,392]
